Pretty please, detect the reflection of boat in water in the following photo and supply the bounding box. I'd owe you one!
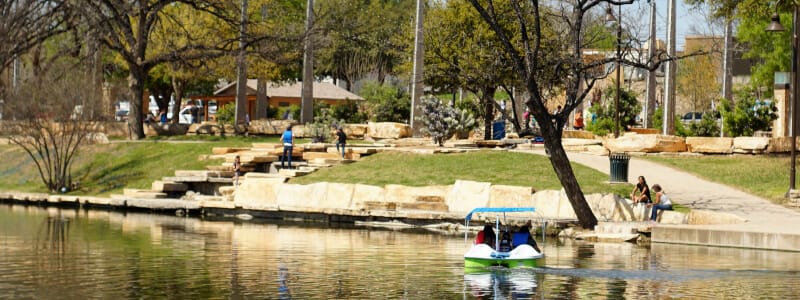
[464,207,544,269]
[464,269,539,299]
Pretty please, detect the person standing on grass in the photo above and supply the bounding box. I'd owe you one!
[630,176,651,205]
[648,184,673,221]
[281,125,294,169]
[336,127,347,159]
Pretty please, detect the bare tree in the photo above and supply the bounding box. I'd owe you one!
[1,59,100,192]
[466,0,693,229]
[0,0,71,97]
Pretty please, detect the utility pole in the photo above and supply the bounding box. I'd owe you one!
[235,0,249,130]
[300,0,314,124]
[645,0,656,128]
[722,20,733,102]
[256,5,268,120]
[410,0,424,136]
[663,0,677,135]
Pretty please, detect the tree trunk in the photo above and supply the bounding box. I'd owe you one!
[536,106,598,229]
[482,86,496,140]
[171,78,185,124]
[128,66,146,139]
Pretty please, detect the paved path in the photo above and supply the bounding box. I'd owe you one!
[516,149,800,235]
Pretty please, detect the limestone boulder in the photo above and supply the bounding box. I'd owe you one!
[657,211,688,224]
[151,181,188,193]
[291,125,308,138]
[733,137,769,154]
[488,185,534,208]
[562,130,596,139]
[584,193,622,222]
[86,132,109,144]
[343,124,368,138]
[446,180,491,214]
[767,137,798,153]
[232,178,279,209]
[386,184,450,204]
[687,209,747,225]
[248,119,295,135]
[352,184,385,210]
[685,137,733,154]
[562,138,603,152]
[324,183,356,210]
[367,122,412,139]
[147,123,189,136]
[276,182,329,212]
[530,190,573,219]
[604,134,687,153]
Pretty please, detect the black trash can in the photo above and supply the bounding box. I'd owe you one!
[609,152,630,183]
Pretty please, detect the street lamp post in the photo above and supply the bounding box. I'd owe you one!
[607,5,622,138]
[767,6,799,194]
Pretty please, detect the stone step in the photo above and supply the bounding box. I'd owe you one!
[278,169,312,177]
[151,180,188,193]
[398,201,449,212]
[211,147,250,155]
[175,170,235,178]
[122,188,167,199]
[364,201,397,211]
[326,147,378,155]
[594,222,641,235]
[218,186,236,197]
[577,233,640,243]
[415,195,445,203]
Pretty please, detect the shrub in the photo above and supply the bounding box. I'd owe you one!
[216,104,235,125]
[586,86,640,136]
[360,81,410,123]
[307,106,342,143]
[719,89,777,137]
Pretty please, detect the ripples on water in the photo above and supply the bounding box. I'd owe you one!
[1,205,800,299]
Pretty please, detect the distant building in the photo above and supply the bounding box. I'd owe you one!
[187,80,364,121]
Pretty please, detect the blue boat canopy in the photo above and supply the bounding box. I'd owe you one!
[464,207,536,222]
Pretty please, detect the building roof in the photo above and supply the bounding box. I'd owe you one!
[213,79,364,101]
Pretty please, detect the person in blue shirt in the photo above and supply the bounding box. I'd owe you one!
[281,125,294,169]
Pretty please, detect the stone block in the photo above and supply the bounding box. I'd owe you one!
[325,183,356,210]
[175,170,234,178]
[123,188,167,199]
[278,169,311,177]
[276,182,329,212]
[687,209,747,225]
[445,180,491,214]
[584,193,621,222]
[303,152,344,160]
[562,130,596,139]
[732,137,769,154]
[767,137,798,153]
[386,184,451,204]
[398,201,449,212]
[658,210,688,224]
[367,122,412,139]
[247,119,294,135]
[352,184,385,209]
[343,124,368,138]
[488,184,534,208]
[604,134,687,153]
[530,190,562,219]
[218,186,236,197]
[233,178,280,210]
[685,137,733,154]
[212,147,249,155]
[151,180,188,193]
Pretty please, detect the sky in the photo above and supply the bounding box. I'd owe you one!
[626,0,712,52]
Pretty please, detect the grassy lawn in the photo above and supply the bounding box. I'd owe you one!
[291,150,632,196]
[642,155,794,204]
[0,135,292,196]
[0,136,631,198]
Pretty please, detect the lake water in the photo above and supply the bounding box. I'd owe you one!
[1,204,799,299]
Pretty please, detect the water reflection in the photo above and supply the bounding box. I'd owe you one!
[464,268,540,299]
[2,204,800,299]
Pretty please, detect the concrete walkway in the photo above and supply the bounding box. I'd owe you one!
[517,148,800,251]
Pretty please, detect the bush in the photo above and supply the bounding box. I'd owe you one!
[307,107,342,143]
[689,111,721,137]
[360,81,410,123]
[216,104,235,125]
[416,96,476,146]
[719,88,777,137]
[585,86,640,136]
[271,105,300,120]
